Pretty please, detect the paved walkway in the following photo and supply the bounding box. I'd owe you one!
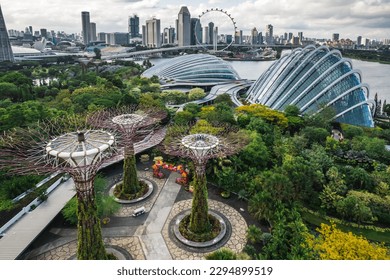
[0,178,76,260]
[137,172,181,259]
[17,170,249,260]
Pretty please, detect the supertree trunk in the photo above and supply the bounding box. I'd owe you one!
[122,144,140,195]
[189,163,210,234]
[75,178,107,260]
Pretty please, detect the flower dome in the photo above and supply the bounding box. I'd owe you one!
[142,54,240,84]
[246,45,374,127]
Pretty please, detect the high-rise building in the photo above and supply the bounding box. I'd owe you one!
[357,36,362,46]
[265,24,273,44]
[202,26,209,44]
[129,15,140,38]
[251,27,258,44]
[177,6,191,47]
[145,18,161,48]
[0,6,14,62]
[81,11,91,44]
[235,30,243,44]
[258,32,263,44]
[90,22,97,42]
[208,22,214,45]
[190,18,201,45]
[332,33,340,41]
[40,28,48,39]
[298,32,303,43]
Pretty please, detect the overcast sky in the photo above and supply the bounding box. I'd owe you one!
[1,0,389,40]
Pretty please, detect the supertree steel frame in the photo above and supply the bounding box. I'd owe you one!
[161,125,248,234]
[88,105,167,198]
[0,118,119,260]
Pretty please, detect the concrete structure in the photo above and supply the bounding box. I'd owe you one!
[177,6,191,47]
[145,18,161,48]
[81,11,91,44]
[0,6,14,62]
[246,45,374,127]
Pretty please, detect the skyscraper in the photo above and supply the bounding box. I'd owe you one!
[81,11,91,44]
[0,6,14,62]
[145,18,161,48]
[177,6,191,47]
[298,32,303,43]
[357,36,362,46]
[251,27,258,44]
[129,15,140,38]
[190,18,201,45]
[332,33,340,41]
[208,22,214,45]
[265,24,273,44]
[90,22,97,42]
[40,28,48,39]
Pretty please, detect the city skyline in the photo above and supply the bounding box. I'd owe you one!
[1,0,389,41]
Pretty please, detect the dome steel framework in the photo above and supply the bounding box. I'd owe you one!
[246,45,374,127]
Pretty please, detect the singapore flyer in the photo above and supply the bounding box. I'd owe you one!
[195,8,237,52]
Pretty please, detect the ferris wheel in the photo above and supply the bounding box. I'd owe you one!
[195,8,237,51]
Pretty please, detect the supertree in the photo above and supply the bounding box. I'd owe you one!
[161,124,248,235]
[88,105,167,199]
[0,118,119,260]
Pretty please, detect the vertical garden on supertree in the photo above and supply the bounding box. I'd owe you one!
[0,118,119,259]
[161,124,248,235]
[88,105,167,199]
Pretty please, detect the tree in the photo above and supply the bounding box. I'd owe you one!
[173,110,195,125]
[261,205,313,260]
[93,48,102,59]
[188,87,206,101]
[301,126,329,146]
[335,195,375,224]
[214,93,234,106]
[0,82,21,102]
[238,132,270,170]
[236,104,288,128]
[306,223,390,260]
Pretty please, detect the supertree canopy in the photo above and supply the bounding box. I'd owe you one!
[161,125,248,235]
[88,105,167,198]
[0,117,119,260]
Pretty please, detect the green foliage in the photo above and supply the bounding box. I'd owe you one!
[236,104,288,128]
[342,124,364,139]
[62,197,78,225]
[173,110,194,125]
[284,105,300,117]
[351,136,390,163]
[183,103,201,115]
[188,87,206,101]
[205,248,237,260]
[161,90,187,104]
[199,103,236,124]
[214,93,234,106]
[189,172,210,234]
[261,205,313,260]
[301,126,329,146]
[122,154,140,195]
[238,132,269,170]
[246,225,263,244]
[335,194,375,224]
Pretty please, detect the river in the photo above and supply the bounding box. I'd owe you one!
[148,57,390,102]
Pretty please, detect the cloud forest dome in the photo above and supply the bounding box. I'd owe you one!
[246,45,374,127]
[142,54,240,84]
